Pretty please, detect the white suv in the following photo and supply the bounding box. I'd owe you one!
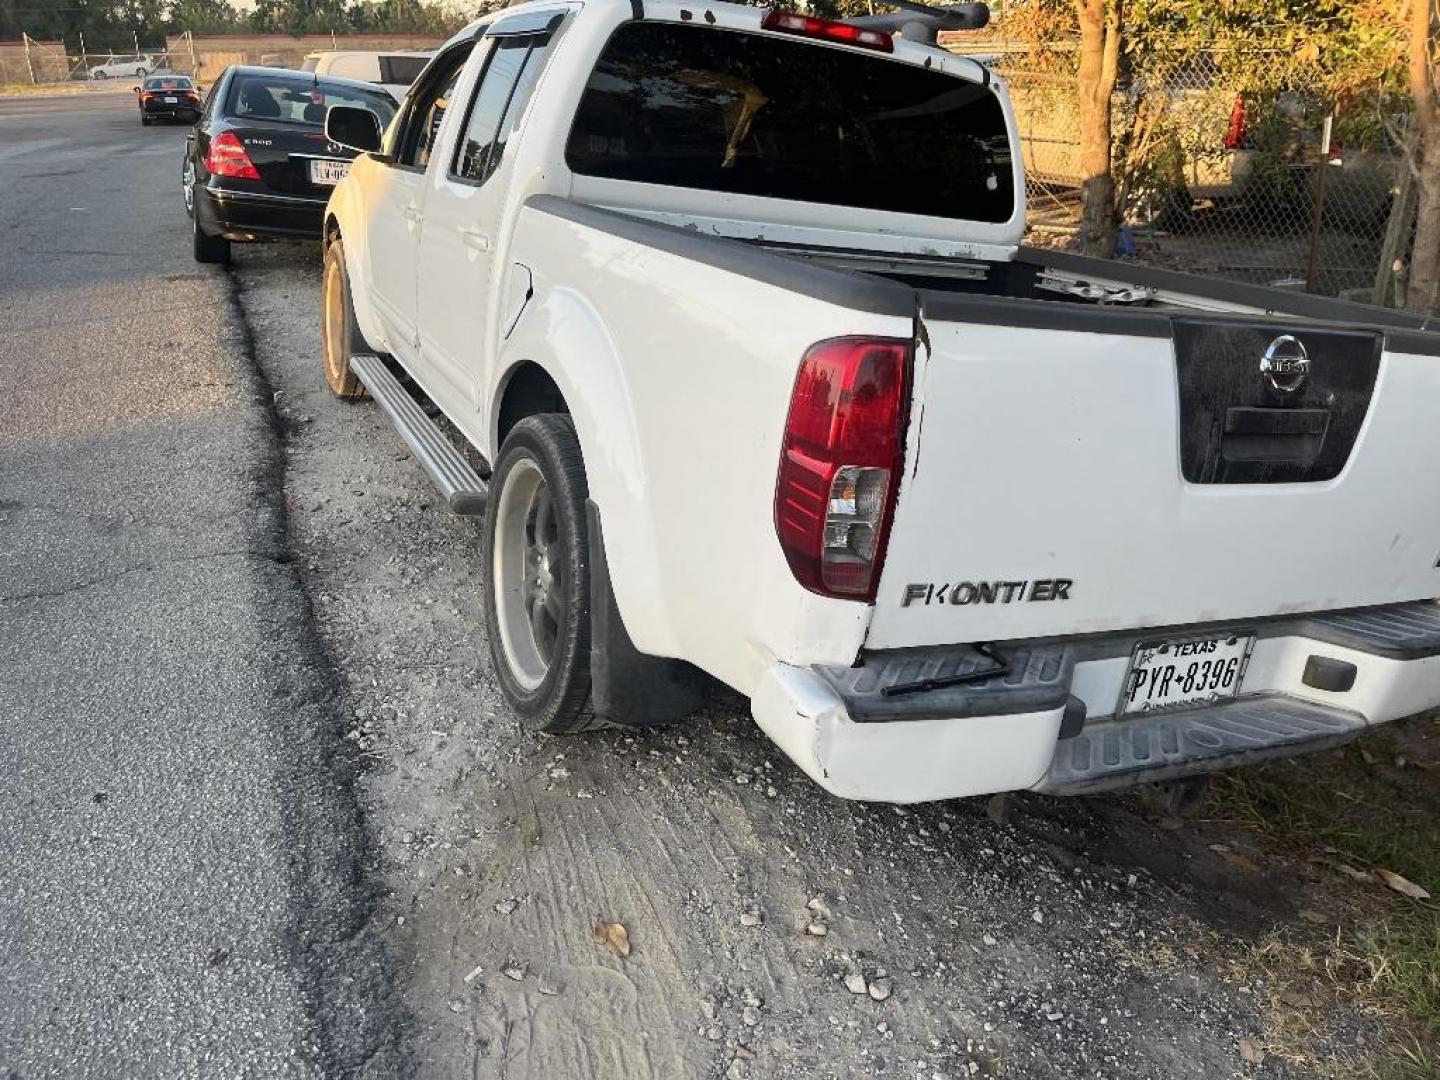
[89,54,158,80]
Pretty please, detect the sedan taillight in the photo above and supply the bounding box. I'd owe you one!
[205,130,260,181]
[774,337,912,601]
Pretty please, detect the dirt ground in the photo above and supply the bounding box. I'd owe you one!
[228,240,1432,1080]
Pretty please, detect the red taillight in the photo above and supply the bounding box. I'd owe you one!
[1224,95,1247,150]
[140,92,154,102]
[774,337,911,601]
[760,10,894,52]
[205,130,260,180]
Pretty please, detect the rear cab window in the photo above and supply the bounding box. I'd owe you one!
[225,73,397,128]
[451,33,556,184]
[565,21,1014,224]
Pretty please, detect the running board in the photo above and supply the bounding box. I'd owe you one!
[1033,695,1366,795]
[350,354,488,516]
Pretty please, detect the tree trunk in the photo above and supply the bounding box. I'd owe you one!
[1375,129,1418,309]
[1075,0,1122,257]
[1405,0,1440,314]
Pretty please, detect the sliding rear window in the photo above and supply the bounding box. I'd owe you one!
[565,22,1013,224]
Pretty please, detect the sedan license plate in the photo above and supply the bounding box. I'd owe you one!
[309,159,350,186]
[1119,633,1253,716]
[164,95,178,103]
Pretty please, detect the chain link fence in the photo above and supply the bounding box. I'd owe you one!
[951,40,1406,302]
[0,35,191,84]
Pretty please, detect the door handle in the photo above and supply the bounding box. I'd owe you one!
[458,225,490,253]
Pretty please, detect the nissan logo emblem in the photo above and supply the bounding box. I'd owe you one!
[1260,334,1309,393]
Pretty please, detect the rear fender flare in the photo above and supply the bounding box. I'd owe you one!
[493,286,680,657]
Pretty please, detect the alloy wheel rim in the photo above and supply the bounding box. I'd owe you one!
[494,458,562,691]
[322,255,346,385]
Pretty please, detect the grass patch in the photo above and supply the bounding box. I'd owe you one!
[0,82,92,97]
[1212,718,1440,1076]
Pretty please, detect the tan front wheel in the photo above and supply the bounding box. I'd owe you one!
[321,238,365,399]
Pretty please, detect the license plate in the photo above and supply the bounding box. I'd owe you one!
[309,159,350,186]
[1119,633,1253,716]
[164,95,178,103]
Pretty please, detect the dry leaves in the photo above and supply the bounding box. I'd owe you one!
[593,920,631,958]
[1238,1037,1266,1065]
[1218,850,1262,873]
[1375,868,1431,900]
[1336,863,1373,884]
[1334,863,1432,899]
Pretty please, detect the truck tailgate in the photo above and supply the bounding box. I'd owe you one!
[866,310,1440,650]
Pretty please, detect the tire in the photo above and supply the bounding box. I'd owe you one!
[483,415,603,734]
[192,206,230,265]
[135,67,147,78]
[321,237,370,399]
[94,71,107,80]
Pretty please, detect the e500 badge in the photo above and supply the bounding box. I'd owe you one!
[902,579,1073,607]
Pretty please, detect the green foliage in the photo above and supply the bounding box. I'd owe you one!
[0,0,462,48]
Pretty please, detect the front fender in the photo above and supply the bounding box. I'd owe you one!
[494,286,681,659]
[325,177,388,354]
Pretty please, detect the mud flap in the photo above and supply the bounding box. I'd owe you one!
[586,501,707,726]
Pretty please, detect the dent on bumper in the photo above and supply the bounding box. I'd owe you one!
[752,629,1440,804]
[751,665,1064,803]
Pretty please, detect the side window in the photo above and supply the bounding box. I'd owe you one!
[450,34,554,186]
[391,41,480,170]
[379,55,429,86]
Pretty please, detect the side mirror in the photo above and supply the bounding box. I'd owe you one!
[132,86,141,93]
[325,105,382,155]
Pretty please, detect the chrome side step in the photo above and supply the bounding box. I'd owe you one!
[1034,695,1366,795]
[350,354,487,516]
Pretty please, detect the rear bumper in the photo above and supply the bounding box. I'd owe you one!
[143,107,198,121]
[751,601,1440,803]
[196,184,326,242]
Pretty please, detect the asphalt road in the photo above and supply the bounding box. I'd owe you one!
[0,93,402,1077]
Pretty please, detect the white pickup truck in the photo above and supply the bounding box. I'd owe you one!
[318,0,1440,805]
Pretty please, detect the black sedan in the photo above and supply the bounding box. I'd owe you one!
[182,66,397,264]
[135,74,201,125]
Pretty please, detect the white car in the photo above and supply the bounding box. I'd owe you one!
[89,54,157,80]
[301,50,433,99]
[319,0,1440,805]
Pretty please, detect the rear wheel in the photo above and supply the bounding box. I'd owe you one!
[191,206,230,265]
[483,415,602,734]
[135,67,148,78]
[321,237,370,398]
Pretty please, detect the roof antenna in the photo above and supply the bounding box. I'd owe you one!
[845,1,989,47]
